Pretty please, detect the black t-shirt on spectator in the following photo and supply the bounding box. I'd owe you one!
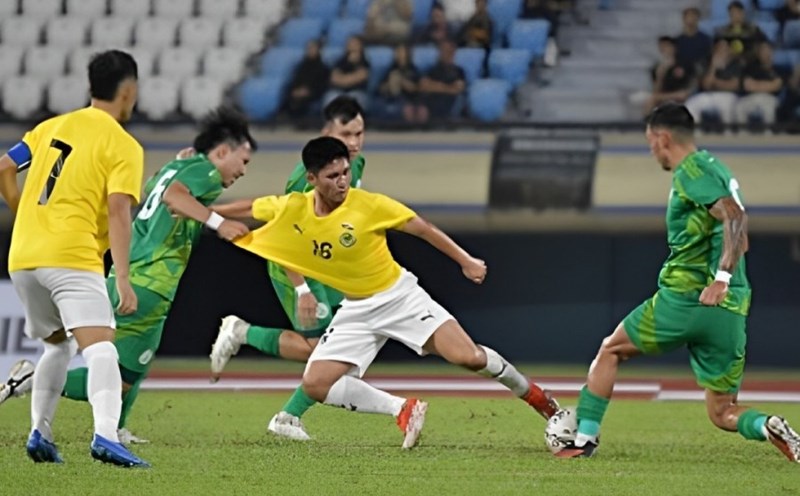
[675,32,712,70]
[425,62,465,87]
[660,64,694,93]
[741,62,782,95]
[381,63,420,98]
[332,57,370,91]
[290,58,330,99]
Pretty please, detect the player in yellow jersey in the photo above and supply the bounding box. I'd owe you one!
[0,50,148,467]
[217,136,559,448]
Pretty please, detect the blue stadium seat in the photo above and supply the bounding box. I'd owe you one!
[698,19,726,37]
[327,18,365,48]
[301,0,342,20]
[260,47,304,81]
[756,0,785,10]
[468,78,511,122]
[756,20,780,44]
[412,45,439,73]
[507,19,550,57]
[454,48,485,84]
[321,46,345,66]
[488,48,532,88]
[238,77,284,121]
[785,20,800,48]
[344,0,371,19]
[412,0,434,27]
[487,0,522,47]
[365,45,394,92]
[279,18,325,47]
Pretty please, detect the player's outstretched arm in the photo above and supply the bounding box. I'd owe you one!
[0,154,20,213]
[109,193,137,315]
[163,182,249,241]
[400,216,487,284]
[212,198,255,220]
[700,196,749,306]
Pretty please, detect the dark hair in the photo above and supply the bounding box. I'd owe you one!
[302,136,349,175]
[682,7,700,17]
[193,107,257,154]
[728,0,744,11]
[657,36,675,45]
[88,50,138,101]
[646,102,695,138]
[323,95,364,125]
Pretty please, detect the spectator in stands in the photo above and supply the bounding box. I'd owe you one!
[715,1,765,62]
[777,61,800,124]
[364,0,413,46]
[632,36,696,115]
[685,39,742,125]
[459,0,493,51]
[440,0,475,23]
[522,0,561,36]
[418,3,455,45]
[675,7,712,74]
[418,40,466,121]
[324,36,371,111]
[770,0,800,30]
[378,45,427,122]
[735,41,784,126]
[286,40,331,117]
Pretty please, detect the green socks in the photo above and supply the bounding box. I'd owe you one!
[282,385,318,418]
[119,380,142,429]
[62,367,89,401]
[737,409,768,441]
[246,326,282,357]
[576,385,610,437]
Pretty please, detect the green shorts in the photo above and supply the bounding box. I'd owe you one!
[107,278,172,382]
[623,288,747,394]
[267,261,342,337]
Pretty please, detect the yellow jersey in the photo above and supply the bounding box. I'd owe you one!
[235,189,417,297]
[9,107,143,274]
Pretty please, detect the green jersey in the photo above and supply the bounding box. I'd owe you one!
[284,154,366,193]
[113,155,223,300]
[658,150,751,316]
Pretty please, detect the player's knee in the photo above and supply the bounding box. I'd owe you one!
[301,373,333,402]
[451,346,486,371]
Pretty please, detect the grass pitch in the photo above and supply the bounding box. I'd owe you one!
[0,391,798,496]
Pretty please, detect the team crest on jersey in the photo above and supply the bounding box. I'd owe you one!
[138,349,154,365]
[339,232,357,248]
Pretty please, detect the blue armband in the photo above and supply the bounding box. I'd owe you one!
[7,141,31,171]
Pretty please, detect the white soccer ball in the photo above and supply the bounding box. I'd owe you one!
[544,406,577,454]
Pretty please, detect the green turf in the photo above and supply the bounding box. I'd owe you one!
[0,392,798,495]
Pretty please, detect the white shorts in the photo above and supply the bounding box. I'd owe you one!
[10,268,116,340]
[306,269,454,377]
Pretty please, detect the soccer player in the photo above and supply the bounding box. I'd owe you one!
[556,103,800,462]
[215,136,559,448]
[0,50,148,467]
[209,96,366,439]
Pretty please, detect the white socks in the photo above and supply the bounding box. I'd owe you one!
[82,341,122,442]
[477,346,530,397]
[31,340,72,441]
[323,376,406,416]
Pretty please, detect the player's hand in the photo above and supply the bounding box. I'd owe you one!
[296,292,319,330]
[115,277,138,315]
[176,147,196,160]
[217,219,249,241]
[699,281,728,306]
[462,257,487,285]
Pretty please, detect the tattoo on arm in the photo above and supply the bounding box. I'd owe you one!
[709,196,749,272]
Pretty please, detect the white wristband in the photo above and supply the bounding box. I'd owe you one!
[714,270,732,284]
[205,212,225,230]
[295,282,311,296]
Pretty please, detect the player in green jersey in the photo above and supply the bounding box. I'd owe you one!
[209,96,366,440]
[1,108,256,444]
[557,103,800,462]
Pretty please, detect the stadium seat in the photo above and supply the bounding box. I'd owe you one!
[153,0,195,18]
[344,0,371,19]
[243,0,286,22]
[47,76,89,114]
[327,18,365,48]
[260,47,304,79]
[222,17,268,50]
[1,17,43,47]
[507,19,550,57]
[24,46,67,81]
[0,1,18,16]
[157,47,200,79]
[756,20,780,44]
[365,45,394,92]
[137,76,180,120]
[278,18,325,48]
[110,0,151,18]
[412,0,435,27]
[785,20,800,48]
[202,47,248,84]
[756,0,786,9]
[90,18,134,47]
[412,45,439,74]
[179,18,222,49]
[181,76,224,119]
[301,0,343,21]
[0,47,24,84]
[126,46,156,76]
[698,19,726,37]
[20,0,62,18]
[488,48,532,88]
[133,18,178,48]
[45,17,88,48]
[454,48,485,84]
[65,0,107,17]
[197,0,239,18]
[67,47,96,75]
[487,0,522,47]
[468,78,511,122]
[321,46,345,67]
[238,76,283,121]
[2,76,44,119]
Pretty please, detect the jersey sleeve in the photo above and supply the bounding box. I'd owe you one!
[675,165,730,207]
[252,195,288,222]
[284,162,310,193]
[107,136,144,204]
[174,162,223,203]
[371,193,416,230]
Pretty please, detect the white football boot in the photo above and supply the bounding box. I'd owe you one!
[209,315,249,382]
[0,359,35,405]
[267,411,311,441]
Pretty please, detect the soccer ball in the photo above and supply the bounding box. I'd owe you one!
[544,407,577,454]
